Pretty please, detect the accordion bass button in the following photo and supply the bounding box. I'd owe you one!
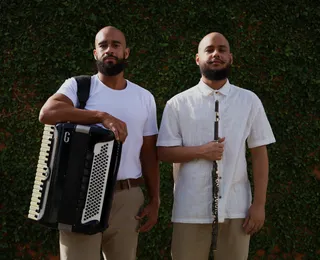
[83,169,90,176]
[86,153,94,161]
[82,176,89,184]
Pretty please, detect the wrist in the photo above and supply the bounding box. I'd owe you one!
[96,111,109,122]
[195,145,205,160]
[252,200,266,208]
[149,196,160,205]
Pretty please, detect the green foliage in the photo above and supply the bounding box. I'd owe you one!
[1,0,319,259]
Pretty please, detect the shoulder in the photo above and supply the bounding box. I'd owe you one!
[126,80,153,97]
[230,84,262,107]
[167,85,199,106]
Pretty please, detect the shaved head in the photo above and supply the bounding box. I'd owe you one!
[95,26,127,48]
[196,32,233,82]
[93,26,130,77]
[198,32,230,53]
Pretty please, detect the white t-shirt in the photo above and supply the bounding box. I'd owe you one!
[57,74,158,180]
[157,79,276,223]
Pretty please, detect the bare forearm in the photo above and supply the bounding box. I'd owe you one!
[251,146,269,206]
[39,100,105,125]
[157,146,203,163]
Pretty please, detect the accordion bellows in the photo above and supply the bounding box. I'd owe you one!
[28,123,122,234]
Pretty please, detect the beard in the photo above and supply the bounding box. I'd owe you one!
[200,63,231,81]
[96,55,127,76]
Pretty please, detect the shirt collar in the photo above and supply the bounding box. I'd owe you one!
[197,79,231,97]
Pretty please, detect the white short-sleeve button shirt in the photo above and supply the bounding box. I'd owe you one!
[157,79,276,223]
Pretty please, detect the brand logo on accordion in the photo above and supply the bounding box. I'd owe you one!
[64,132,70,143]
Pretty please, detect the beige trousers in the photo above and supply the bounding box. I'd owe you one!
[59,187,144,260]
[171,219,250,260]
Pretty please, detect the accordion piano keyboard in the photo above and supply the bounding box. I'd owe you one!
[28,125,55,221]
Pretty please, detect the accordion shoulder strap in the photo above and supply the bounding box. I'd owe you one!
[74,75,91,109]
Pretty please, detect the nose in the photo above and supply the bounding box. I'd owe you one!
[212,50,220,58]
[105,45,114,56]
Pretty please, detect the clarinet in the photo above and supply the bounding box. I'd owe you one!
[211,100,220,251]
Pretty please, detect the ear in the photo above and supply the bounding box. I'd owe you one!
[195,53,200,65]
[230,53,233,65]
[124,48,130,59]
[93,49,97,60]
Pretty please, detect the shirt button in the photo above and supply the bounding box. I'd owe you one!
[219,177,222,179]
[219,196,222,199]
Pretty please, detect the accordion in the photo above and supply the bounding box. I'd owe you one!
[28,123,122,235]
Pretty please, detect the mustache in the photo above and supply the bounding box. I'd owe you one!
[103,54,119,61]
[207,59,224,64]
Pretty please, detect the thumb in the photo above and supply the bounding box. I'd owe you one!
[243,216,250,227]
[218,137,225,143]
[135,208,147,220]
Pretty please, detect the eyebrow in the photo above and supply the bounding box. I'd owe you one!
[205,44,227,49]
[98,40,122,46]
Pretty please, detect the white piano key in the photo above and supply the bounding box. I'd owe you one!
[40,146,50,152]
[28,209,39,216]
[38,155,49,161]
[39,151,49,158]
[44,125,54,130]
[36,165,48,171]
[30,201,40,207]
[32,188,42,195]
[28,214,38,220]
[32,184,43,190]
[35,176,46,182]
[34,180,44,186]
[40,139,52,145]
[29,205,39,211]
[41,135,53,142]
[30,197,41,203]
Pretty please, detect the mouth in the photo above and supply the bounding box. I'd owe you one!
[103,56,117,62]
[209,60,223,64]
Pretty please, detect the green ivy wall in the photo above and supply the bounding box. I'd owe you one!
[1,0,319,259]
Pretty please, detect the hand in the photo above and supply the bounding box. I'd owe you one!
[135,200,159,233]
[101,113,127,142]
[243,204,265,235]
[199,137,225,161]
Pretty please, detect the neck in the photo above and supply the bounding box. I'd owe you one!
[97,72,127,90]
[201,76,227,90]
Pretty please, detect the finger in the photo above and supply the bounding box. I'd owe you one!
[243,217,250,228]
[110,126,119,141]
[116,123,128,142]
[135,209,148,220]
[255,223,263,233]
[246,224,255,235]
[138,219,157,233]
[244,219,255,234]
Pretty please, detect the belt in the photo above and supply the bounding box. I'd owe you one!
[115,177,144,191]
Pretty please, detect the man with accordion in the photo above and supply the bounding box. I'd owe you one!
[37,26,160,260]
[157,32,276,260]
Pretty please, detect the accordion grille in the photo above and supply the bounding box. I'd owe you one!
[82,141,114,224]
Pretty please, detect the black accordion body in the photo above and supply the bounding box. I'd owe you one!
[28,123,122,235]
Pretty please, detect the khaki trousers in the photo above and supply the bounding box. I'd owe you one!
[59,187,144,260]
[171,219,250,260]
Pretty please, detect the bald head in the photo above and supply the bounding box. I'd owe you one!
[95,26,127,48]
[198,32,230,53]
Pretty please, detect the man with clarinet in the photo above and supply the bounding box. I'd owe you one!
[157,32,275,260]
